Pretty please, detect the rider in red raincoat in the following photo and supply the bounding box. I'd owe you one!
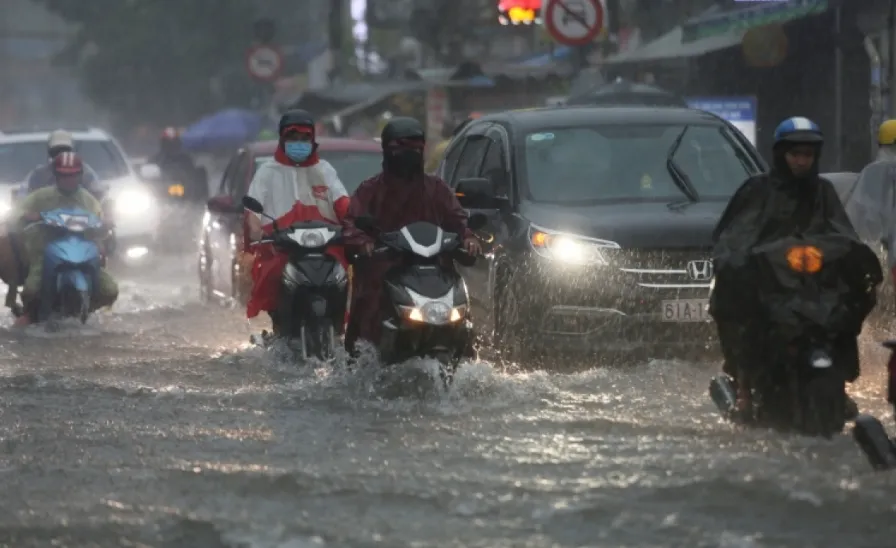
[342,117,482,352]
[244,110,350,331]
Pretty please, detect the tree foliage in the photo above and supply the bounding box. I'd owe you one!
[36,0,260,127]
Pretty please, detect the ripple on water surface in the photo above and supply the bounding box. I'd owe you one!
[0,300,896,546]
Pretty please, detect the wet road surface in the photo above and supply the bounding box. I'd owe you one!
[0,256,895,547]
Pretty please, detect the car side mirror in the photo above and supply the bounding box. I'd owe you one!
[207,195,240,213]
[456,177,503,209]
[138,163,162,181]
[241,195,264,214]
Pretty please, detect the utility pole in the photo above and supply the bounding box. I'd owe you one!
[889,0,896,118]
[329,0,344,84]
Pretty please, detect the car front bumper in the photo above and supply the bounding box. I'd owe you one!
[510,255,717,351]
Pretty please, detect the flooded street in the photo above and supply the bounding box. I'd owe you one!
[0,256,894,547]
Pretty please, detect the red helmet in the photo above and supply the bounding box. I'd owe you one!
[161,127,179,140]
[52,151,84,193]
[52,151,84,175]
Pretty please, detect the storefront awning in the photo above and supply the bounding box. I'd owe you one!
[605,0,829,65]
[604,25,743,64]
[683,0,828,43]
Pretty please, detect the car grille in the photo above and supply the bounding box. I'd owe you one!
[614,248,714,289]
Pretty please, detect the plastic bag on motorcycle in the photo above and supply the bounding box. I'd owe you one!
[742,234,882,337]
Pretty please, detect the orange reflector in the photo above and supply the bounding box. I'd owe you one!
[786,245,823,273]
[531,231,548,247]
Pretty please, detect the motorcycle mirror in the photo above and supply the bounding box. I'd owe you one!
[242,195,264,214]
[468,213,488,230]
[354,214,376,232]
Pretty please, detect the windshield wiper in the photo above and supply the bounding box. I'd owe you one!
[665,125,700,205]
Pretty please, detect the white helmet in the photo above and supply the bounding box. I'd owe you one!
[47,129,74,152]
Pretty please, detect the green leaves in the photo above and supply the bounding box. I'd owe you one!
[36,0,260,127]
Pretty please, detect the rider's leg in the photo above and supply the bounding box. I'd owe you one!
[17,258,43,325]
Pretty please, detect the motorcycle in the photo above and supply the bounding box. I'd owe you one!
[241,196,348,361]
[138,163,203,253]
[28,207,106,324]
[13,181,118,258]
[350,213,487,384]
[709,233,881,437]
[852,341,896,470]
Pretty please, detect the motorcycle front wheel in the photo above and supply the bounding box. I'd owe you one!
[302,321,335,361]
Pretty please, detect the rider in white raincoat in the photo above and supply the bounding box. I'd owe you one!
[243,110,350,323]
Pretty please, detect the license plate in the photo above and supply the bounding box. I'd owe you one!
[661,299,709,322]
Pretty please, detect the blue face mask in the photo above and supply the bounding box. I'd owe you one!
[284,141,313,162]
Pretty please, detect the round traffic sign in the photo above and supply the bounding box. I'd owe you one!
[245,44,283,82]
[544,0,604,47]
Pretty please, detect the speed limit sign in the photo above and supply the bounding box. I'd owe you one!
[245,44,283,82]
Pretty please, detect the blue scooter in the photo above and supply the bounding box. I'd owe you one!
[30,207,105,324]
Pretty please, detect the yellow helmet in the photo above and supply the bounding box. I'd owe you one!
[879,120,896,145]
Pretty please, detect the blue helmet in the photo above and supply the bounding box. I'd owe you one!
[773,117,823,146]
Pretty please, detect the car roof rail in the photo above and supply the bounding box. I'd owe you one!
[0,124,95,135]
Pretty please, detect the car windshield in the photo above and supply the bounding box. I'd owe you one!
[252,150,381,193]
[519,123,760,204]
[0,140,129,182]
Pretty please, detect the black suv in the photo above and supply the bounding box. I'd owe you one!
[438,106,766,360]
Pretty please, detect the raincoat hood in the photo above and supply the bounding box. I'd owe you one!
[275,109,320,167]
[771,141,821,184]
[274,124,319,167]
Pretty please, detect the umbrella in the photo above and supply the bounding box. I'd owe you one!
[179,108,262,151]
[566,79,687,108]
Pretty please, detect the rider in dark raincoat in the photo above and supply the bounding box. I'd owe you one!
[342,117,481,353]
[711,116,874,414]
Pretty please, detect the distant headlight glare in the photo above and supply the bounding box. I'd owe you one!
[114,186,155,216]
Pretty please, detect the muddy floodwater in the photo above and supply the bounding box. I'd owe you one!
[0,256,894,548]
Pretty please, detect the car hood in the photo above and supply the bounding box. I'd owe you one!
[518,200,726,248]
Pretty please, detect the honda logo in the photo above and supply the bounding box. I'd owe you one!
[686,260,713,281]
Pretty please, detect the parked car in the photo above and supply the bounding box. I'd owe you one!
[0,127,159,262]
[440,106,767,361]
[823,170,894,317]
[199,138,382,304]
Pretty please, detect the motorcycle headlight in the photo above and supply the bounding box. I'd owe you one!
[401,303,465,324]
[114,186,155,216]
[529,226,619,265]
[299,231,326,248]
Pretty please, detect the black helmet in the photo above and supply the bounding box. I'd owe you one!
[279,109,315,135]
[381,117,424,147]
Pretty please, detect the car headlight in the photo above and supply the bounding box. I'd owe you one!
[114,186,155,216]
[0,201,11,217]
[528,226,619,265]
